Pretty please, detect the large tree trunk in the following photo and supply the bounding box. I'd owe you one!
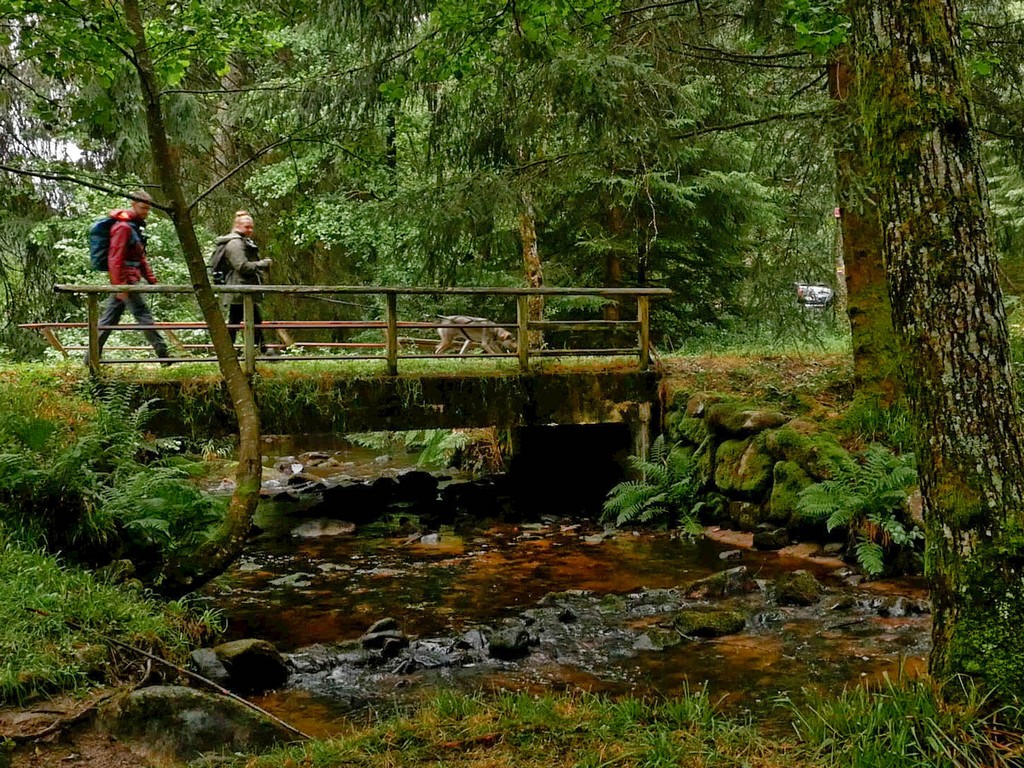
[124,0,261,597]
[828,48,902,405]
[852,0,1024,695]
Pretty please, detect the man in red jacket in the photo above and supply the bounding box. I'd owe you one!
[87,190,169,364]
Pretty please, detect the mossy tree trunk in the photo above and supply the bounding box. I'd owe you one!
[124,0,260,596]
[828,47,902,406]
[852,0,1024,695]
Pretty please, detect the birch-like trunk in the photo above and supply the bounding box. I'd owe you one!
[852,0,1024,694]
[124,0,261,596]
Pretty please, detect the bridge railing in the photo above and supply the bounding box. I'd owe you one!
[40,284,672,374]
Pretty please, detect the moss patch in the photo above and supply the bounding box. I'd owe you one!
[714,437,773,499]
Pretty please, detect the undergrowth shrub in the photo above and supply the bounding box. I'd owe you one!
[602,435,704,533]
[0,381,225,582]
[796,445,921,576]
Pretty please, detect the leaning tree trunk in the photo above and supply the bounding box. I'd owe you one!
[125,0,261,596]
[852,0,1024,695]
[828,47,902,406]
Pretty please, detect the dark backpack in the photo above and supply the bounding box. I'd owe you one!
[207,236,236,285]
[88,216,143,271]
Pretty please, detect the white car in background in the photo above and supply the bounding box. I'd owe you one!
[795,282,835,309]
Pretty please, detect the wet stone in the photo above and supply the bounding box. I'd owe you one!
[719,549,742,561]
[487,625,533,660]
[752,527,789,550]
[683,566,755,599]
[674,608,747,639]
[775,570,822,606]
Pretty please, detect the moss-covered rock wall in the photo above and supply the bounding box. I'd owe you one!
[664,392,856,544]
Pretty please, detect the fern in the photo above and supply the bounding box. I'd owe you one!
[603,436,704,533]
[797,445,921,576]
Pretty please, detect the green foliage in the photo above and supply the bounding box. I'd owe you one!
[0,530,219,704]
[783,0,850,55]
[788,674,1023,768]
[602,435,704,533]
[0,379,225,578]
[838,395,915,453]
[797,445,921,576]
[346,428,470,468]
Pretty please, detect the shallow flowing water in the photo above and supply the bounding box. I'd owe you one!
[201,440,930,735]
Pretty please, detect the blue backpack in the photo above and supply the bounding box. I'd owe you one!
[88,217,144,271]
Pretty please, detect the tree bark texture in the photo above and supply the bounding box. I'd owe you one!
[519,192,544,348]
[828,48,902,405]
[124,0,261,596]
[852,0,1024,694]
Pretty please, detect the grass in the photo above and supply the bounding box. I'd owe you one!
[222,686,784,768]
[0,530,220,705]
[217,678,1024,768]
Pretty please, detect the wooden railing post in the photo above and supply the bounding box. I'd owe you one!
[637,295,650,371]
[386,292,398,375]
[243,295,256,375]
[87,293,100,374]
[517,295,530,371]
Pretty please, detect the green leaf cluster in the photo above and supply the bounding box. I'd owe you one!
[796,445,921,575]
[602,435,705,533]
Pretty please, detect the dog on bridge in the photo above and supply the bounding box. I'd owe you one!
[435,315,518,355]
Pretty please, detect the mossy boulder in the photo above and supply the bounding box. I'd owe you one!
[775,570,822,606]
[714,437,773,499]
[705,402,788,436]
[664,409,687,443]
[98,685,291,761]
[675,415,712,447]
[634,627,685,651]
[682,566,757,599]
[763,425,856,481]
[686,393,728,418]
[768,461,814,524]
[674,608,747,638]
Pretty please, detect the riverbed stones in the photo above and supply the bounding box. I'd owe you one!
[674,608,746,638]
[188,648,230,687]
[752,526,789,550]
[682,566,755,599]
[98,685,291,761]
[487,625,534,660]
[212,639,289,693]
[775,570,822,606]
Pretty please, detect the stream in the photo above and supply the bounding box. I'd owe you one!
[199,437,930,737]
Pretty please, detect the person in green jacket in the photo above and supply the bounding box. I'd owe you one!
[213,210,273,353]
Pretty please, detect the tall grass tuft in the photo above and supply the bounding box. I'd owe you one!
[788,675,1024,768]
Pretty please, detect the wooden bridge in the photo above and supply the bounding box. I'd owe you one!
[33,284,670,375]
[24,285,671,451]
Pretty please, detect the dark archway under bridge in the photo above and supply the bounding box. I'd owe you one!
[137,368,663,456]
